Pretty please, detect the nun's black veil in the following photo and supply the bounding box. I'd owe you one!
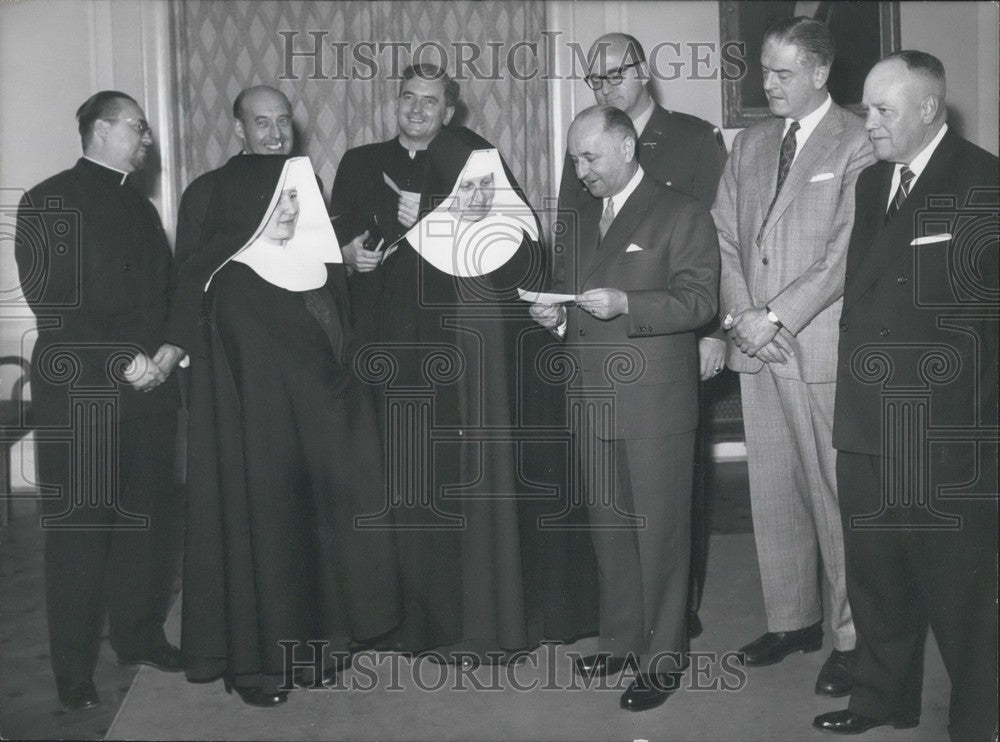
[171,155,401,692]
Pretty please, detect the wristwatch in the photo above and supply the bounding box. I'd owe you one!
[765,305,783,329]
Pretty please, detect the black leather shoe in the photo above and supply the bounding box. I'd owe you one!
[619,673,680,712]
[118,643,183,672]
[57,679,101,712]
[813,709,919,734]
[574,653,633,678]
[234,685,289,708]
[738,622,822,666]
[688,610,704,639]
[815,649,855,697]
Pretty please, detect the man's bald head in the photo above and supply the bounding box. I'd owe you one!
[862,51,947,164]
[588,33,646,67]
[233,85,293,155]
[584,33,652,119]
[567,105,639,199]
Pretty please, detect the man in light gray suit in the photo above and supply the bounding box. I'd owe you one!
[712,17,874,698]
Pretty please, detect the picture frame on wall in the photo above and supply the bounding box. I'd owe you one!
[720,0,901,128]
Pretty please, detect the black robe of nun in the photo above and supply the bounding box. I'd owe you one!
[169,155,400,692]
[371,128,597,658]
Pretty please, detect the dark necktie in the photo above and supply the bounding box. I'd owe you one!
[756,121,800,245]
[599,198,615,240]
[884,165,915,225]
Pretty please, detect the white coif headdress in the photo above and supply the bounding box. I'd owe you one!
[209,156,342,292]
[404,149,539,278]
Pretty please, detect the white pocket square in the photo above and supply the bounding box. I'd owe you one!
[809,172,835,182]
[626,243,644,252]
[910,233,952,246]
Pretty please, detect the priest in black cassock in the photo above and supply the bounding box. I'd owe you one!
[330,63,457,345]
[168,155,401,707]
[15,91,185,712]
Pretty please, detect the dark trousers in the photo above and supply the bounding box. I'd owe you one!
[38,411,177,685]
[688,415,711,615]
[838,450,998,741]
[585,431,694,674]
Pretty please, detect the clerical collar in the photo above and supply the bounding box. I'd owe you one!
[398,137,429,160]
[82,156,131,186]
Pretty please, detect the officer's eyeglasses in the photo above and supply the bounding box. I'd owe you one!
[584,62,641,90]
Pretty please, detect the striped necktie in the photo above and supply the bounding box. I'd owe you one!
[884,165,915,225]
[599,198,615,240]
[756,121,800,245]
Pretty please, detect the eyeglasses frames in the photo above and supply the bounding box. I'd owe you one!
[584,61,642,90]
[106,116,153,137]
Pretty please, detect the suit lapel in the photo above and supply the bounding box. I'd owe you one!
[583,176,653,284]
[760,107,845,242]
[574,196,602,289]
[844,131,959,311]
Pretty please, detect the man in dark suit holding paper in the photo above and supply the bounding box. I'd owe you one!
[814,50,998,739]
[531,105,718,711]
[558,32,728,636]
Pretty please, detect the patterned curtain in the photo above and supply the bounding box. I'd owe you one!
[169,0,550,212]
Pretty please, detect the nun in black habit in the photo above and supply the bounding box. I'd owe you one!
[169,155,400,706]
[369,128,597,662]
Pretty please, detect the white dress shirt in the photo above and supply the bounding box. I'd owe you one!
[885,123,949,210]
[783,94,832,166]
[604,165,646,219]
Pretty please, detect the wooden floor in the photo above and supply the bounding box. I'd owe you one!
[0,492,184,741]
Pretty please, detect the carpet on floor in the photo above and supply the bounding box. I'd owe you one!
[108,534,951,742]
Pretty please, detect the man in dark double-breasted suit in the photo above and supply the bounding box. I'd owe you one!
[531,105,718,712]
[814,51,998,740]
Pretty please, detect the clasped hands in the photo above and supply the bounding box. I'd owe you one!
[123,343,185,392]
[724,307,793,365]
[529,288,628,330]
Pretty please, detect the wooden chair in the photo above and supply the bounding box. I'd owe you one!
[1,355,33,526]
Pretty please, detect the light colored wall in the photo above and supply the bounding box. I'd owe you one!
[1,0,94,364]
[0,0,173,343]
[0,0,172,487]
[547,0,1000,169]
[901,1,999,154]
